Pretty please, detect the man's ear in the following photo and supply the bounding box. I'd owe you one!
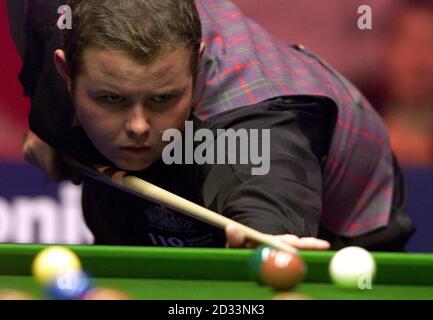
[54,49,72,92]
[199,40,205,58]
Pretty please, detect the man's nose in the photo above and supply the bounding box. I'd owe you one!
[125,105,151,138]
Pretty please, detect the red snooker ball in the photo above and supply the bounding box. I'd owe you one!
[260,250,306,291]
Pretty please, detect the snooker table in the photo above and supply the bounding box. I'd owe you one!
[0,244,433,300]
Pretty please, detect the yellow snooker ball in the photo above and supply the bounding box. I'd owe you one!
[32,246,82,284]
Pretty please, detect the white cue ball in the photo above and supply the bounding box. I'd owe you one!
[329,246,376,289]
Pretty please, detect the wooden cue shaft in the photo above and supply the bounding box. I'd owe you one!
[122,175,297,254]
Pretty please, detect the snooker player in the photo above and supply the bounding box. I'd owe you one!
[11,0,415,250]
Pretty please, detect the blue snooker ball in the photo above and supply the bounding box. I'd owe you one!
[46,270,93,300]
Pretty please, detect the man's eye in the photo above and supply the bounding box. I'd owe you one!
[152,95,173,103]
[101,95,124,104]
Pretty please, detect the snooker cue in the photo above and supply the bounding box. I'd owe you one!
[65,158,298,254]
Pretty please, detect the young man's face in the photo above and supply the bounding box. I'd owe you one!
[65,48,195,171]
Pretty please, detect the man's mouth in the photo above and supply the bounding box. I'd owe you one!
[119,145,151,156]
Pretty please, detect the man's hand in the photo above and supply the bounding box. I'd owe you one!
[225,223,331,250]
[22,130,81,184]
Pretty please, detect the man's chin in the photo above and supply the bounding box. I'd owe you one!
[114,159,154,172]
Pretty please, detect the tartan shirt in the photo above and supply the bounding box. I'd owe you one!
[193,0,394,237]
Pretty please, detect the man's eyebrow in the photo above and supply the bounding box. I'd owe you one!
[153,87,186,94]
[89,87,122,94]
[86,79,124,92]
[89,85,188,95]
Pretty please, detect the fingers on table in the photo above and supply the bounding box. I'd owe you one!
[226,224,330,250]
[276,235,330,250]
[298,238,330,250]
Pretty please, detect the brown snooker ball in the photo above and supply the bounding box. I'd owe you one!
[0,289,34,300]
[82,287,130,300]
[272,293,313,300]
[260,250,306,291]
